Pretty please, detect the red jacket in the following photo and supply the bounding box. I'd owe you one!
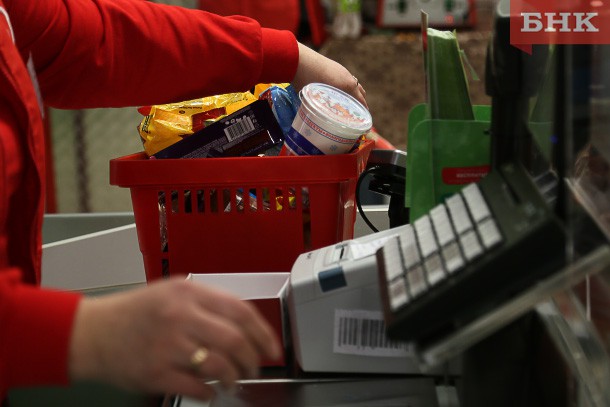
[0,0,298,397]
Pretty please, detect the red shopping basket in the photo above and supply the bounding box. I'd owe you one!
[110,141,373,282]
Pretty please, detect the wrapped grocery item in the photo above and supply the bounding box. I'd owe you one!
[282,83,372,156]
[138,92,257,156]
[152,100,285,159]
[138,84,300,157]
[258,84,300,137]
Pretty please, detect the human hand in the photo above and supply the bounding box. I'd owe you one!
[292,42,368,109]
[69,278,281,400]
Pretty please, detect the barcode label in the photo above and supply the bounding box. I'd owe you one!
[224,116,255,141]
[333,309,411,357]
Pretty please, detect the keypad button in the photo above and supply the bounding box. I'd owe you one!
[460,229,483,261]
[462,183,491,223]
[430,204,456,247]
[446,193,474,235]
[406,264,428,298]
[477,218,503,249]
[424,253,446,286]
[414,215,438,258]
[442,241,465,273]
[380,236,404,282]
[388,278,409,311]
[401,225,421,269]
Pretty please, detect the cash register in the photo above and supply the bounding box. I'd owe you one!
[375,0,564,350]
[288,1,578,403]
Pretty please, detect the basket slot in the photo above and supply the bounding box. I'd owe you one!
[214,189,223,213]
[270,188,278,211]
[167,190,176,214]
[284,187,301,211]
[196,190,205,213]
[192,190,199,213]
[250,188,259,212]
[206,189,215,213]
[161,258,169,278]
[280,188,287,212]
[221,188,231,212]
[300,186,311,250]
[229,187,239,212]
[177,190,183,214]
[208,189,217,213]
[185,190,193,213]
[158,190,169,252]
[249,188,258,211]
[236,188,244,213]
[262,188,270,211]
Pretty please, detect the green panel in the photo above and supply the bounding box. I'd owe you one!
[405,105,491,221]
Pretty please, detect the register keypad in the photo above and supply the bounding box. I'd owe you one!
[379,183,504,312]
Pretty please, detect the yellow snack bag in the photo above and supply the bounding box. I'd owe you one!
[253,82,290,98]
[138,92,257,156]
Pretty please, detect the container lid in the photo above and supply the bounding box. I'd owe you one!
[299,83,372,135]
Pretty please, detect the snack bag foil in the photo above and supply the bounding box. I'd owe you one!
[138,92,257,156]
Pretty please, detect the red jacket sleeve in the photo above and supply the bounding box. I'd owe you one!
[0,269,82,396]
[7,0,299,108]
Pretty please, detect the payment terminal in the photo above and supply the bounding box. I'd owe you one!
[376,162,565,346]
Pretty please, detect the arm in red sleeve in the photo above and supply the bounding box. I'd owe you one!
[6,0,299,109]
[0,269,82,397]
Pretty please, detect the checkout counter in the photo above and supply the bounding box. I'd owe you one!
[8,207,461,407]
[9,198,610,406]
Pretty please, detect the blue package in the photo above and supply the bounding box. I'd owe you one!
[260,85,301,137]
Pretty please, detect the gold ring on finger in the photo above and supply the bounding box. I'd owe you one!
[189,346,209,370]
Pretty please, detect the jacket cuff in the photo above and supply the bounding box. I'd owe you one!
[3,283,82,388]
[259,28,299,84]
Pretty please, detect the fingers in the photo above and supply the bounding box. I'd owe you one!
[185,344,240,389]
[186,308,263,380]
[147,341,241,401]
[189,283,282,363]
[164,280,281,384]
[163,281,282,391]
[293,42,369,109]
[354,79,368,109]
[70,279,282,401]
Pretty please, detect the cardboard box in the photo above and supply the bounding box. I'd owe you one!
[186,272,290,366]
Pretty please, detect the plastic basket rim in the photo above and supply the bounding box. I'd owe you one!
[110,140,374,188]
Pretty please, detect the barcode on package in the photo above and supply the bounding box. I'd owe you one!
[333,309,411,357]
[224,116,256,141]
